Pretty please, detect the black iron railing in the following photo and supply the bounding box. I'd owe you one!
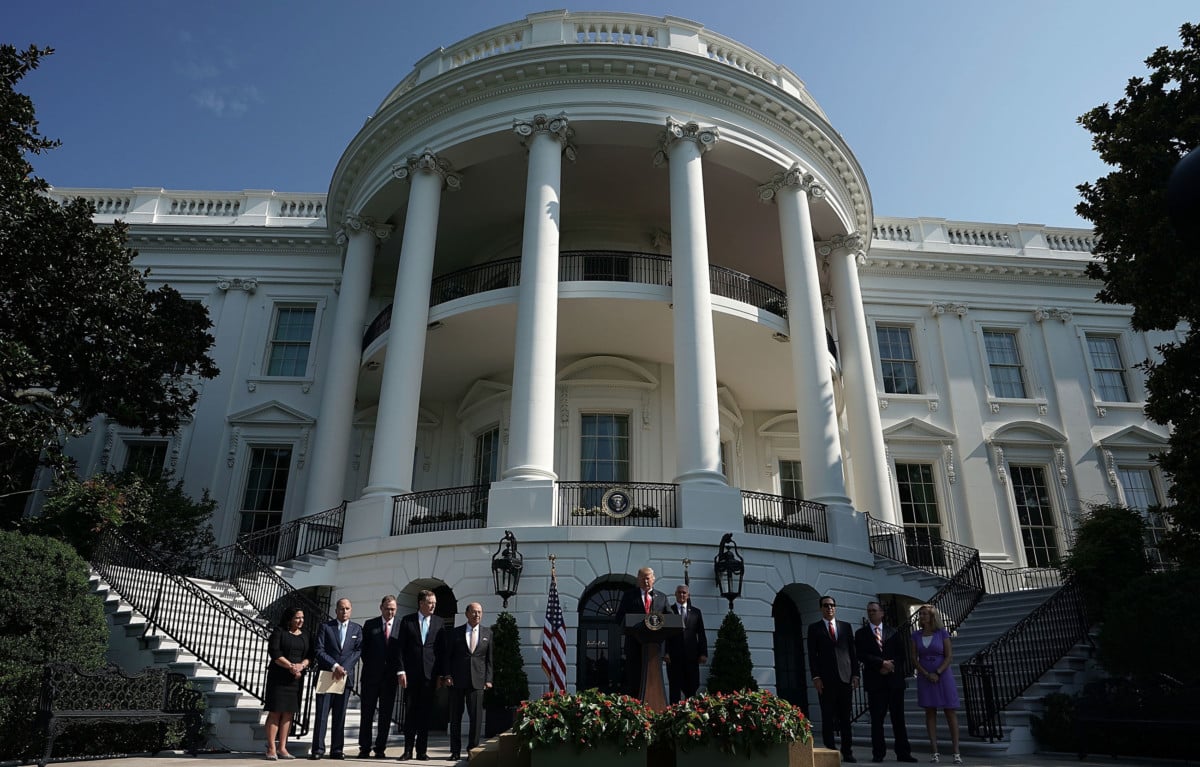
[392,485,489,535]
[960,577,1091,741]
[91,529,271,702]
[981,563,1064,594]
[238,502,346,565]
[362,251,797,349]
[867,515,983,583]
[556,482,678,527]
[741,490,828,542]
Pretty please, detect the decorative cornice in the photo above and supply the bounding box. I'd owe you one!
[1033,307,1073,323]
[943,443,957,484]
[931,301,969,317]
[757,163,825,203]
[1103,448,1119,486]
[217,277,259,293]
[653,117,720,166]
[513,113,577,162]
[391,149,463,191]
[336,214,394,246]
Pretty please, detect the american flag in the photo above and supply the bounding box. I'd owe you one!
[541,571,568,692]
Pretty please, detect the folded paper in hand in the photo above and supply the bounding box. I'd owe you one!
[316,670,346,695]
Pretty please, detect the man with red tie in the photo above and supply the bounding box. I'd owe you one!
[357,595,400,758]
[807,595,860,762]
[615,566,670,697]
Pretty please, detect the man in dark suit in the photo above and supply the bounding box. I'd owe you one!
[357,595,400,758]
[443,602,493,762]
[855,601,917,763]
[615,566,670,698]
[311,598,363,760]
[397,589,447,761]
[663,584,708,702]
[806,595,859,762]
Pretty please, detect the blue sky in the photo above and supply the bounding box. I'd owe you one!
[9,1,1196,227]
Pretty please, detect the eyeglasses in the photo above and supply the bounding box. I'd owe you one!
[820,603,836,609]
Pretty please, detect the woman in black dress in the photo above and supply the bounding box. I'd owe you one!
[264,607,311,760]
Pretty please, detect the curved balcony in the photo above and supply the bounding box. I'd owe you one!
[363,250,793,350]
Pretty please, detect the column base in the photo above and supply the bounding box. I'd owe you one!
[822,500,869,551]
[487,479,557,528]
[341,495,395,544]
[501,465,559,482]
[677,482,743,532]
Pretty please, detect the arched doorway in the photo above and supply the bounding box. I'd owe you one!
[577,580,630,693]
[772,591,810,716]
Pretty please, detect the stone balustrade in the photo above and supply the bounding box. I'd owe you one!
[873,216,1096,255]
[47,187,327,227]
[377,10,821,117]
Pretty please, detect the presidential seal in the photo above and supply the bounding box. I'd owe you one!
[600,487,633,519]
[643,613,664,631]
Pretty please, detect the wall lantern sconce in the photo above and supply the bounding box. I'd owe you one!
[491,529,523,608]
[713,532,745,611]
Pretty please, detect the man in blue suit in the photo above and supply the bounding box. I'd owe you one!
[311,598,363,760]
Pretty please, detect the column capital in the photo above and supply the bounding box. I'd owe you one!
[514,112,577,161]
[391,148,462,191]
[336,213,393,246]
[653,117,720,166]
[816,232,865,256]
[758,163,825,202]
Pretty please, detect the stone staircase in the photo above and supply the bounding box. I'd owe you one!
[845,586,1094,758]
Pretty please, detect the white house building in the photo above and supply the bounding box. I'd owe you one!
[52,11,1170,723]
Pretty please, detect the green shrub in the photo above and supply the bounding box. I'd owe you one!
[0,530,108,760]
[484,611,530,708]
[705,610,757,693]
[1030,692,1077,753]
[1061,503,1150,623]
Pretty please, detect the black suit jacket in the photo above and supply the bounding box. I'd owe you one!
[616,588,671,650]
[807,618,858,686]
[361,615,401,676]
[397,612,447,682]
[447,623,493,690]
[855,622,909,693]
[664,602,708,661]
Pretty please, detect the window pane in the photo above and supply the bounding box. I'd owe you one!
[1118,467,1166,567]
[1011,465,1059,567]
[267,307,315,377]
[473,427,501,486]
[877,326,921,395]
[240,446,291,534]
[984,330,1027,398]
[779,460,804,500]
[1087,335,1129,402]
[580,414,630,485]
[895,463,943,567]
[124,441,168,480]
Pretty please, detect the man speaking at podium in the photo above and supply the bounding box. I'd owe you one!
[615,566,670,697]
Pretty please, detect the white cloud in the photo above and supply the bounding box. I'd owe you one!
[191,85,262,117]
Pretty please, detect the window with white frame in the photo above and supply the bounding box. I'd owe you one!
[266,306,316,377]
[580,414,630,483]
[983,329,1027,399]
[1010,465,1060,567]
[473,427,501,486]
[239,446,292,535]
[1086,334,1130,402]
[895,463,945,567]
[778,459,804,500]
[124,440,168,480]
[876,325,921,395]
[1117,466,1167,567]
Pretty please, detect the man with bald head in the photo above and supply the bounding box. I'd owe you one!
[443,602,493,762]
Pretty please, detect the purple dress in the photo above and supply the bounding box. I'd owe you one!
[912,628,960,709]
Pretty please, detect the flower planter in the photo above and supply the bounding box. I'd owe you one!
[675,744,789,766]
[530,744,645,767]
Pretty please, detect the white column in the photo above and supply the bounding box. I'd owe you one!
[304,216,391,514]
[824,234,897,522]
[503,114,574,482]
[758,166,850,506]
[363,150,460,498]
[657,118,725,486]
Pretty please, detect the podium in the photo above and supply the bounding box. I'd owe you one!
[624,613,682,712]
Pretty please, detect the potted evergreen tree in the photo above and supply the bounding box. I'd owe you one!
[705,611,757,693]
[483,611,530,736]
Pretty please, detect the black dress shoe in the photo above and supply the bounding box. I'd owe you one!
[449,755,461,762]
[308,755,322,761]
[843,755,858,763]
[356,752,370,759]
[330,754,345,760]
[374,751,386,759]
[415,756,429,762]
[898,757,919,763]
[398,752,412,762]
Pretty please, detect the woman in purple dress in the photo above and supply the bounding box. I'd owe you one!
[910,604,961,764]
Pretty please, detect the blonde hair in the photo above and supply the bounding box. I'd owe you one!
[918,603,944,630]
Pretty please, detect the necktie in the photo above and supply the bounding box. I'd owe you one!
[468,626,477,653]
[385,620,391,645]
[680,605,687,621]
[420,616,428,643]
[828,621,836,641]
[874,624,883,651]
[643,593,651,614]
[339,622,347,647]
